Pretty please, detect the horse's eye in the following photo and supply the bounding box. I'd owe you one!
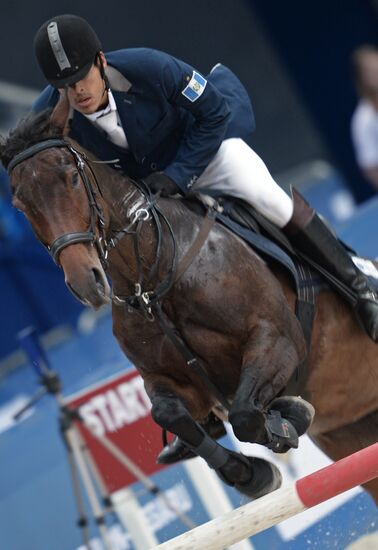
[72,172,80,186]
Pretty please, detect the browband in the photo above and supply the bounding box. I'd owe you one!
[7,139,67,173]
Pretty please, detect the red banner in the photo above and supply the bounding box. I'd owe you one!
[65,369,167,493]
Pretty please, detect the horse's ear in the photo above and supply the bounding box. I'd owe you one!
[0,135,8,168]
[50,91,70,135]
[0,136,5,159]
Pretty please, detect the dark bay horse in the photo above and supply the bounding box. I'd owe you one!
[2,100,378,504]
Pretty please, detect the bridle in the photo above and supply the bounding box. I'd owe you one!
[8,138,110,268]
[8,137,173,299]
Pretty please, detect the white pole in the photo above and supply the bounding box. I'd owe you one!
[153,484,301,550]
[111,487,159,549]
[153,443,378,550]
[183,458,255,550]
[66,427,114,550]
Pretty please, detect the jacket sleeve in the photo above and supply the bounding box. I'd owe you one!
[150,52,231,193]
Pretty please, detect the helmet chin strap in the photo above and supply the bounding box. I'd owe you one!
[97,53,110,91]
[100,81,108,104]
[92,53,109,109]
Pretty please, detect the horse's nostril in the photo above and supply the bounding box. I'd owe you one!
[64,267,110,308]
[92,268,106,294]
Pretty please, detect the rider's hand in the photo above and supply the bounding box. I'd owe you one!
[144,172,180,197]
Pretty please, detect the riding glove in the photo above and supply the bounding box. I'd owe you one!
[144,172,180,197]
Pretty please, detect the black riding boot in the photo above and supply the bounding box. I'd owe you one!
[284,188,378,342]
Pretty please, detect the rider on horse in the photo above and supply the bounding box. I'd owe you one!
[31,14,378,462]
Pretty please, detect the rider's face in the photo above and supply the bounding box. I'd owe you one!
[61,53,108,115]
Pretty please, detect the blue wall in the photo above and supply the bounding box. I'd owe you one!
[0,205,83,360]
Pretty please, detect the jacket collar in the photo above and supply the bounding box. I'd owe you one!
[105,65,132,93]
[68,65,133,121]
[69,65,149,158]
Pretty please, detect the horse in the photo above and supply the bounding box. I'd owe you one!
[1,97,378,505]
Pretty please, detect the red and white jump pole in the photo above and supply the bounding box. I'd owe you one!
[153,443,378,550]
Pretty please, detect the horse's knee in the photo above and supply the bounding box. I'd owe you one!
[151,393,190,432]
[229,403,267,444]
[151,393,208,448]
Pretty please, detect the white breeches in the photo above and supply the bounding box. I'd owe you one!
[193,138,293,227]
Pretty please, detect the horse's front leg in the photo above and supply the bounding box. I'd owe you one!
[229,321,314,452]
[150,386,281,498]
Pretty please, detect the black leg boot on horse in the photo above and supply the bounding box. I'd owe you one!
[284,188,378,343]
[158,395,316,463]
[151,389,282,499]
[157,412,227,465]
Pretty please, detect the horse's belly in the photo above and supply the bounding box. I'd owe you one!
[307,322,378,435]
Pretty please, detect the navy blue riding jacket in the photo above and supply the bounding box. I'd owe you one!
[33,48,255,193]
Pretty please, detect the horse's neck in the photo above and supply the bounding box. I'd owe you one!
[92,164,199,290]
[90,162,162,289]
[92,162,146,230]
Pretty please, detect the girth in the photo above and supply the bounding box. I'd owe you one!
[183,195,321,396]
[219,198,322,396]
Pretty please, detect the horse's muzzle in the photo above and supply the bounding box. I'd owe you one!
[65,266,111,309]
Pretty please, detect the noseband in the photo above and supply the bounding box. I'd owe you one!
[8,139,109,268]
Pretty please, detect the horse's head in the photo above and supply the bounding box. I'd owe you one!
[0,95,111,308]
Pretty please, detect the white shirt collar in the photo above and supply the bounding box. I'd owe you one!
[85,89,117,121]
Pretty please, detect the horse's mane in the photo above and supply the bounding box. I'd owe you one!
[0,107,203,225]
[0,108,61,169]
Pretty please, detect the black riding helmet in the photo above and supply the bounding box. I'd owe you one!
[34,14,102,88]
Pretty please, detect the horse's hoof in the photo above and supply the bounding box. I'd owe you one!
[157,436,196,464]
[270,396,315,437]
[235,456,282,499]
[266,396,315,453]
[214,450,282,499]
